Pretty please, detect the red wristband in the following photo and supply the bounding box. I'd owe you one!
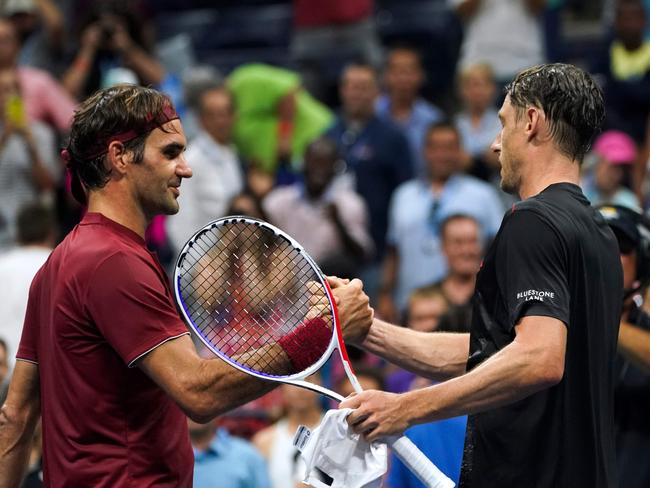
[278,317,332,373]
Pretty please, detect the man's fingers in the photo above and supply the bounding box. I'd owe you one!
[326,275,350,288]
[339,394,361,410]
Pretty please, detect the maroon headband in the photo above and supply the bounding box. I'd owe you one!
[62,104,180,205]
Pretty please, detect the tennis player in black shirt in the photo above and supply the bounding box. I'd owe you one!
[339,64,622,487]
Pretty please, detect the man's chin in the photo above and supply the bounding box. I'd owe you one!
[500,176,518,196]
[163,201,180,215]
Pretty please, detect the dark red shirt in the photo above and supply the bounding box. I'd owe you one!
[17,213,193,487]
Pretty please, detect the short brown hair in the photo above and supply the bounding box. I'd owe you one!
[65,84,176,198]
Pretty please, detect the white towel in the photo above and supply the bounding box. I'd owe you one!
[294,408,387,488]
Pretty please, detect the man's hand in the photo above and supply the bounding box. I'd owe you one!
[327,276,373,345]
[340,390,411,442]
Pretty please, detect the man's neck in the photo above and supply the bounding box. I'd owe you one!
[389,95,416,120]
[468,105,488,121]
[87,193,149,238]
[430,174,452,193]
[443,273,476,305]
[344,112,372,128]
[191,433,214,452]
[205,130,230,147]
[517,151,580,200]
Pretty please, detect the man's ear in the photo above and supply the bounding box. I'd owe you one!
[525,106,551,144]
[106,141,131,176]
[525,107,540,141]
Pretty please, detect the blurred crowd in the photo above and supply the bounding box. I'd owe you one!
[0,0,649,487]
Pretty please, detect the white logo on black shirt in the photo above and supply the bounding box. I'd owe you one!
[516,289,555,302]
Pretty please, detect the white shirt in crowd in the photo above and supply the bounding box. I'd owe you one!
[0,245,51,368]
[166,130,244,253]
[450,0,545,81]
[263,181,374,264]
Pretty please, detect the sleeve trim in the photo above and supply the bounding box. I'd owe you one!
[15,357,38,365]
[127,332,190,368]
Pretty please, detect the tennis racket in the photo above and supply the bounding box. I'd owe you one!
[173,216,454,488]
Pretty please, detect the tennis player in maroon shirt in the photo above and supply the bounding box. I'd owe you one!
[0,84,373,487]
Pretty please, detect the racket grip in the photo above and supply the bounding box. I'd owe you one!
[387,435,456,488]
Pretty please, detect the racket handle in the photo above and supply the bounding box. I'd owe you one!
[388,435,456,488]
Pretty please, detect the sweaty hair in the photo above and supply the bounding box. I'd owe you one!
[65,84,176,195]
[505,63,605,162]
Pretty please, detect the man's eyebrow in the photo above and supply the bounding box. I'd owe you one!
[162,142,186,152]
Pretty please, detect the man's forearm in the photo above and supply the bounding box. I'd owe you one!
[0,361,41,488]
[403,320,564,426]
[0,405,35,488]
[361,319,469,381]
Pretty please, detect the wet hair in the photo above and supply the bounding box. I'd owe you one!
[505,63,605,162]
[65,84,176,195]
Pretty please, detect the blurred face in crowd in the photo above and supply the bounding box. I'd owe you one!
[408,294,448,332]
[442,217,482,278]
[187,418,214,443]
[0,20,18,68]
[460,65,496,113]
[128,119,191,219]
[384,48,424,102]
[199,88,235,145]
[281,377,321,413]
[340,65,379,121]
[424,126,462,181]
[304,139,338,198]
[595,159,627,194]
[493,96,525,195]
[615,1,647,49]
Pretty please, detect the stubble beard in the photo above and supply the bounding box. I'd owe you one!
[499,156,521,196]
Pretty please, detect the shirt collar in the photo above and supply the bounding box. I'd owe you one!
[80,213,145,246]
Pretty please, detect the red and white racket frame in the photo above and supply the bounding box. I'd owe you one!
[173,216,455,488]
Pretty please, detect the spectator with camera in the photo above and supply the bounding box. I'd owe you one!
[61,3,165,100]
[598,204,650,488]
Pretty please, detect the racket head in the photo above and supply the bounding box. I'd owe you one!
[173,216,339,382]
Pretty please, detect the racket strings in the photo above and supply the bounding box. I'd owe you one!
[177,221,334,377]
